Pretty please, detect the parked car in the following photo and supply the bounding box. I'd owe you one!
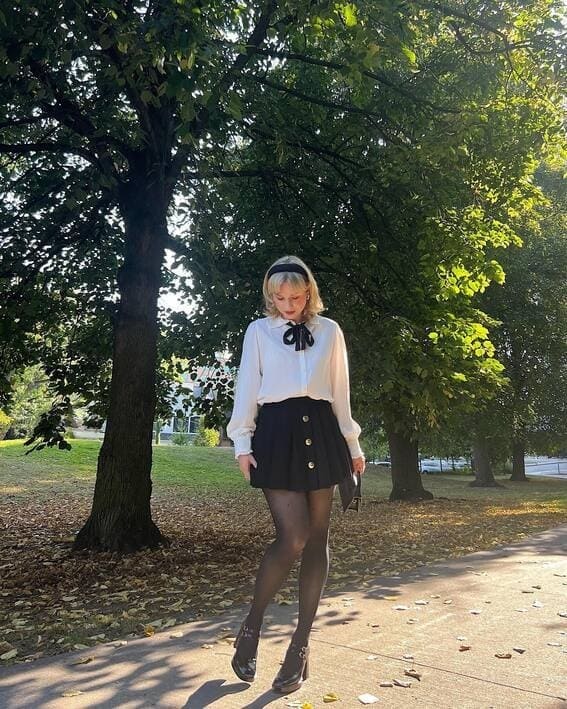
[420,458,468,474]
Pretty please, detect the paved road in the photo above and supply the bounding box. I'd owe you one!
[526,458,567,480]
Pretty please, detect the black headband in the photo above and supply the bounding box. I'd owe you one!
[267,263,309,280]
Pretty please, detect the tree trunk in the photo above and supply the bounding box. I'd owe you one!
[387,428,433,501]
[510,438,529,481]
[74,173,171,552]
[470,436,503,488]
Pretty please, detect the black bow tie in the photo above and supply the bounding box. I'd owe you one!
[283,321,314,351]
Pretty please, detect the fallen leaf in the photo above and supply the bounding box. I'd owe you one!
[459,645,471,651]
[69,655,94,665]
[393,679,412,687]
[469,609,482,614]
[0,649,17,660]
[513,647,526,654]
[495,653,512,659]
[358,693,380,704]
[379,681,394,687]
[61,690,83,697]
[405,669,422,681]
[323,691,340,702]
[394,605,409,611]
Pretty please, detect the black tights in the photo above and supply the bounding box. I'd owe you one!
[244,485,335,646]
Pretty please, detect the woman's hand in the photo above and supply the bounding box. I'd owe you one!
[352,455,366,475]
[237,453,257,481]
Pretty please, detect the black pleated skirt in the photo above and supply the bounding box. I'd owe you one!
[250,396,353,491]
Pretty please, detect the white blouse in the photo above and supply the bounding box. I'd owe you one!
[226,314,363,459]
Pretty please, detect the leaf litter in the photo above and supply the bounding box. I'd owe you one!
[1,481,566,666]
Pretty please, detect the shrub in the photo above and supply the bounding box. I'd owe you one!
[194,426,220,447]
[171,433,191,446]
[0,410,12,440]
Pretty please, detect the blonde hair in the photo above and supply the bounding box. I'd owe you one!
[262,255,325,320]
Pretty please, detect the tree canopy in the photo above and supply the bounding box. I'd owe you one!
[1,0,565,542]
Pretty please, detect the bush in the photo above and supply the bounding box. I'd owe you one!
[171,433,191,445]
[0,410,12,440]
[194,426,220,447]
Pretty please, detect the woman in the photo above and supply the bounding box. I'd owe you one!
[227,255,365,694]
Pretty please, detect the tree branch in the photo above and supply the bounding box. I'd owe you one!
[168,0,279,186]
[239,74,404,144]
[0,140,100,166]
[223,44,462,115]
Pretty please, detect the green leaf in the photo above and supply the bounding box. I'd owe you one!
[227,94,243,120]
[140,90,153,105]
[340,3,358,27]
[401,45,417,66]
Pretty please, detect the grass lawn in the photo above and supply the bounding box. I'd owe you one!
[1,439,566,666]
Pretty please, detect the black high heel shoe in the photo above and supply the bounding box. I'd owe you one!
[231,621,260,682]
[271,640,310,694]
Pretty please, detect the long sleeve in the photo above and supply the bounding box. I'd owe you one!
[227,321,262,458]
[330,323,364,458]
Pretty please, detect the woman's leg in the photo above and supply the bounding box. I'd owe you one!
[292,485,335,646]
[235,489,310,659]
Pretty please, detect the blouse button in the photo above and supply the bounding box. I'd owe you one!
[302,415,309,422]
[305,438,312,446]
[308,461,315,469]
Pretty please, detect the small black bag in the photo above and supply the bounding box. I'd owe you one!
[339,470,362,512]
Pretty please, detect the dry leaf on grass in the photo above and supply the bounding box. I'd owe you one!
[0,649,17,660]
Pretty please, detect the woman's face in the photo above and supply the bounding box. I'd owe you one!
[272,281,309,323]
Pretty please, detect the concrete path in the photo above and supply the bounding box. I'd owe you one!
[1,526,566,709]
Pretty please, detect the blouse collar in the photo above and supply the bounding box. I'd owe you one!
[267,314,322,329]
